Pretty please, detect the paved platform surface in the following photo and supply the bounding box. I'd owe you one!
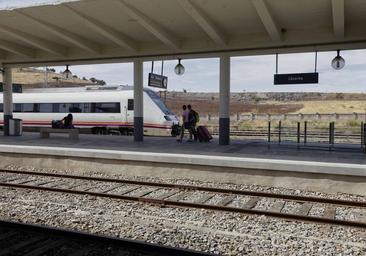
[0,132,365,165]
[1,132,365,195]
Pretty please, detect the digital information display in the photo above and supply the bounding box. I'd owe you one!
[148,73,168,89]
[274,72,319,85]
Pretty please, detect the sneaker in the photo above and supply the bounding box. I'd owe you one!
[187,139,193,142]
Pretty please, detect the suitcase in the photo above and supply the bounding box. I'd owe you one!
[196,126,212,142]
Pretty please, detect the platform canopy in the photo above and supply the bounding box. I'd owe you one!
[0,0,365,67]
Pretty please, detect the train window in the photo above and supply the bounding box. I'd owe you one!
[59,103,67,113]
[14,104,22,112]
[34,103,40,112]
[39,103,53,113]
[95,103,120,113]
[23,103,35,112]
[69,103,82,113]
[52,103,60,113]
[7,102,120,113]
[128,99,134,111]
[82,103,91,113]
[0,103,3,112]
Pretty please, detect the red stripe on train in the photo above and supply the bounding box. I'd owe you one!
[0,121,171,129]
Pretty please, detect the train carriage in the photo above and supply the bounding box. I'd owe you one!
[0,85,179,136]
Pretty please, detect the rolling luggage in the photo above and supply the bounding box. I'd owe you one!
[196,126,212,142]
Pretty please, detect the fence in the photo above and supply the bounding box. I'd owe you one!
[205,121,366,152]
[200,112,366,122]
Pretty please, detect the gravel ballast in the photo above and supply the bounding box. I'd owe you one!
[0,165,365,255]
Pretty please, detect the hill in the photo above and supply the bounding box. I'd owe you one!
[0,68,92,88]
[163,91,366,115]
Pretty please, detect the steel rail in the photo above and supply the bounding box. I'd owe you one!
[0,168,365,208]
[0,181,365,229]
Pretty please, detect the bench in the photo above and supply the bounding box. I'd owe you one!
[40,128,79,140]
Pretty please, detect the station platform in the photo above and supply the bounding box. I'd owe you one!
[0,132,365,196]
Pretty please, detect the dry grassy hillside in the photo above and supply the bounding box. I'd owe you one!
[0,68,92,88]
[164,91,366,116]
[165,98,303,116]
[293,100,366,114]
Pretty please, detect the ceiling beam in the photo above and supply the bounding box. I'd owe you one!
[0,49,6,60]
[0,25,67,56]
[251,0,282,42]
[0,40,35,58]
[15,10,102,54]
[332,0,345,37]
[116,0,180,49]
[178,0,227,46]
[63,4,138,51]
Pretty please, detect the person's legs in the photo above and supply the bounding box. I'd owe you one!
[178,124,185,142]
[192,124,197,141]
[188,125,193,140]
[188,123,197,141]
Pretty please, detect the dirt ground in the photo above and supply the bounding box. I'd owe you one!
[165,98,303,116]
[166,98,366,116]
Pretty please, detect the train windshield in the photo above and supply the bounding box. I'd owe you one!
[145,89,173,115]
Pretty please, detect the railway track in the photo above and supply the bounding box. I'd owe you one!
[0,169,365,229]
[0,220,210,256]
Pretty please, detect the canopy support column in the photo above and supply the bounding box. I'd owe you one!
[219,55,230,145]
[133,60,143,142]
[2,67,13,136]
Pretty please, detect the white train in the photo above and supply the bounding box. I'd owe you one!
[0,85,180,136]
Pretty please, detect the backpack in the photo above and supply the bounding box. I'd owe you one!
[192,110,199,123]
[51,120,62,129]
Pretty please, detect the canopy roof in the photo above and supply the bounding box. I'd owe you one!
[0,0,365,67]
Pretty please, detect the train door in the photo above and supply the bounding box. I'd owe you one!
[123,100,128,123]
[120,98,134,135]
[126,99,134,124]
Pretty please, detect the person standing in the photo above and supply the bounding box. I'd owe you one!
[177,105,189,142]
[187,104,198,142]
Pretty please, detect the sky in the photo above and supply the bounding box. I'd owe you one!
[2,0,366,93]
[50,49,366,93]
[0,0,76,10]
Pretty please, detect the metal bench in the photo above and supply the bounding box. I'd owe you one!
[40,128,79,140]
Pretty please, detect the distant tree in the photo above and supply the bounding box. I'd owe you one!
[89,77,106,85]
[97,80,106,85]
[335,93,344,100]
[183,89,187,93]
[52,77,60,83]
[72,75,78,79]
[82,77,87,81]
[46,68,56,72]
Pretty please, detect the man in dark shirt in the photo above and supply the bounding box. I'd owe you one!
[187,105,198,142]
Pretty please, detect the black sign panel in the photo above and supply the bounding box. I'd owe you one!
[148,73,168,89]
[274,72,319,85]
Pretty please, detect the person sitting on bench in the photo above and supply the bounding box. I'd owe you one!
[62,113,74,129]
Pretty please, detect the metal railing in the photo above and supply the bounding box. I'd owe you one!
[201,112,366,122]
[206,121,366,152]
